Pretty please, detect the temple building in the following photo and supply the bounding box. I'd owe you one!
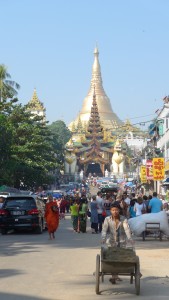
[65,47,126,176]
[27,89,46,122]
[65,89,115,175]
[65,47,146,177]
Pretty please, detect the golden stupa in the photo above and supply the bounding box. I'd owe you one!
[69,47,122,130]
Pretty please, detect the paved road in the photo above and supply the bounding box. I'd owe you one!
[0,216,169,300]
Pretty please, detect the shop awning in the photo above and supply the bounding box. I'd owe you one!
[162,177,169,185]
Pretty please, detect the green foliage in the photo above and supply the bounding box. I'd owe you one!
[48,120,72,167]
[0,64,20,101]
[0,98,66,189]
[0,65,71,189]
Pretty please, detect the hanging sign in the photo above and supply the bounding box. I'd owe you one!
[146,160,153,180]
[140,165,147,183]
[153,158,165,181]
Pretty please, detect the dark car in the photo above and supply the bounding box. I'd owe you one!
[0,195,46,235]
[101,187,119,197]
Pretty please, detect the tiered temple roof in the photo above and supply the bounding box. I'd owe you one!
[77,91,110,165]
[27,89,45,112]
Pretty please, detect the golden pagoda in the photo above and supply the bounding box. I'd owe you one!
[65,48,144,176]
[69,47,122,130]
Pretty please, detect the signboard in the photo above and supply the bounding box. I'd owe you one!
[140,165,147,183]
[153,158,165,181]
[146,160,153,180]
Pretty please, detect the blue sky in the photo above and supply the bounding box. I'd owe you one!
[1,0,169,126]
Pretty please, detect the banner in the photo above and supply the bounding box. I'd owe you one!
[153,158,165,181]
[140,165,147,183]
[146,160,153,180]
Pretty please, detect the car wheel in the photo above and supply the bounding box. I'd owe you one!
[1,229,7,235]
[36,220,43,234]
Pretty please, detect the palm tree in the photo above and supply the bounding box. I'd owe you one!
[0,64,20,102]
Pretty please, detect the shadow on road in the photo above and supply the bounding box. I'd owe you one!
[0,269,25,278]
[0,217,169,258]
[0,292,54,300]
[68,275,169,298]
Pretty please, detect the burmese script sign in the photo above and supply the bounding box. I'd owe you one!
[153,158,165,181]
[140,165,147,183]
[146,160,153,180]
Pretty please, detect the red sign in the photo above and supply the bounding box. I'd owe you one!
[146,160,153,180]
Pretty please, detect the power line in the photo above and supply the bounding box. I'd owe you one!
[121,113,156,121]
[116,119,153,130]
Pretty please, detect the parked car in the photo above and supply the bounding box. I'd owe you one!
[0,195,46,235]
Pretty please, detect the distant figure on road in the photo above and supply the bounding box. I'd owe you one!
[70,200,78,232]
[77,198,88,233]
[90,196,98,234]
[134,197,146,216]
[96,191,104,233]
[148,192,163,213]
[45,195,59,240]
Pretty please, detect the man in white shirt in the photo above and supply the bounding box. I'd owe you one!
[96,191,104,233]
[123,193,131,206]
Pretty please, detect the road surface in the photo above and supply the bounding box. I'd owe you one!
[0,216,169,300]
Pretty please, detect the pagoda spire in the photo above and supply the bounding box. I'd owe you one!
[90,47,103,92]
[77,115,83,133]
[28,88,45,110]
[87,88,103,138]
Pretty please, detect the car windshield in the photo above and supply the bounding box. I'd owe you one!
[4,198,36,209]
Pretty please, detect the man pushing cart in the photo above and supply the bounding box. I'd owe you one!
[95,203,141,295]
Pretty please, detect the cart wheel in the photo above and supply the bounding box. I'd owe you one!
[135,256,140,295]
[130,275,133,284]
[101,274,104,283]
[159,231,162,241]
[142,231,145,241]
[95,254,100,295]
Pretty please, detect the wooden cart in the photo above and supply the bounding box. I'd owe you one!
[95,247,140,295]
[142,222,162,241]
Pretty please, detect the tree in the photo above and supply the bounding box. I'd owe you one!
[0,97,58,188]
[48,120,72,169]
[0,64,20,102]
[49,120,72,146]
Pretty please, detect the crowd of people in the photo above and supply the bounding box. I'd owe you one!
[87,191,164,234]
[44,189,165,238]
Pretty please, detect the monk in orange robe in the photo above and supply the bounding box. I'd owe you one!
[45,195,59,240]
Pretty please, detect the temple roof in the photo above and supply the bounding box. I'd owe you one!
[27,89,45,111]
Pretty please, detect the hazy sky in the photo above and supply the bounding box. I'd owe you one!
[1,0,169,126]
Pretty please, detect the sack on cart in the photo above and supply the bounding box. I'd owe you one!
[128,211,169,236]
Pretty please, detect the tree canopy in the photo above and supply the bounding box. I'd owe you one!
[0,64,20,101]
[48,120,72,168]
[0,65,70,189]
[0,98,59,188]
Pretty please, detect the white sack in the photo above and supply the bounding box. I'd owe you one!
[128,211,169,236]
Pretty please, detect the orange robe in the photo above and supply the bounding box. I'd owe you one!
[45,201,59,233]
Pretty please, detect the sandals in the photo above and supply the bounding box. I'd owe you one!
[109,278,116,284]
